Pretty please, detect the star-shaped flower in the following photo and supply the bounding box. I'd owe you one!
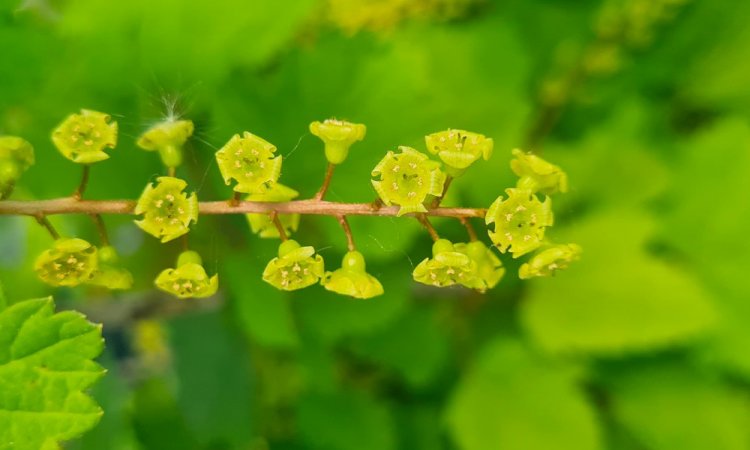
[310,118,366,164]
[216,132,282,194]
[510,148,568,194]
[137,119,194,168]
[263,240,325,291]
[519,243,582,279]
[485,188,553,258]
[371,146,446,216]
[155,250,218,299]
[0,136,34,199]
[322,251,383,299]
[246,183,300,238]
[34,238,99,287]
[134,177,199,243]
[51,109,117,164]
[425,129,493,177]
[454,241,505,292]
[413,239,478,288]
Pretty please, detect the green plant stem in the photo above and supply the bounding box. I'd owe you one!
[35,215,60,240]
[0,198,486,218]
[459,217,478,242]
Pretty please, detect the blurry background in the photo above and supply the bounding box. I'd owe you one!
[1,0,750,449]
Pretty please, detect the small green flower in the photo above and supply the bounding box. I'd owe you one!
[88,246,134,290]
[0,136,34,199]
[413,239,478,288]
[246,183,300,238]
[322,251,383,299]
[371,146,446,216]
[519,243,582,279]
[34,238,98,287]
[155,250,218,299]
[510,148,568,194]
[135,177,199,243]
[263,240,325,291]
[51,109,117,164]
[137,119,194,168]
[485,188,554,258]
[455,241,505,292]
[216,132,282,194]
[310,118,366,164]
[425,129,493,177]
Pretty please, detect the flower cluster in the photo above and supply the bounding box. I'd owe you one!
[486,149,580,278]
[371,146,446,216]
[135,177,199,243]
[0,136,34,199]
[51,109,118,164]
[14,113,580,300]
[216,132,282,194]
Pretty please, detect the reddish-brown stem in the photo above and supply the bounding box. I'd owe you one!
[314,163,336,201]
[90,214,110,246]
[459,217,478,242]
[269,211,288,241]
[35,215,60,240]
[73,165,91,200]
[0,198,487,219]
[417,214,439,242]
[336,215,355,251]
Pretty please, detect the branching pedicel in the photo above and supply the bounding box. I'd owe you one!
[0,112,581,299]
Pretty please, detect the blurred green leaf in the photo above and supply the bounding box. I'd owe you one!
[521,211,717,355]
[606,363,750,450]
[297,389,396,450]
[0,297,104,450]
[446,337,602,450]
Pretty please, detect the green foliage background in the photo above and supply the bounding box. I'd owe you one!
[1,0,750,448]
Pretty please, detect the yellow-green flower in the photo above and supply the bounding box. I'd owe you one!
[371,146,446,216]
[246,183,300,238]
[425,129,493,177]
[0,136,34,199]
[413,239,477,288]
[135,177,199,243]
[34,238,98,287]
[263,240,325,291]
[519,243,582,279]
[216,132,282,194]
[137,119,194,169]
[310,118,366,164]
[455,241,505,292]
[510,148,568,194]
[486,188,553,258]
[88,246,134,290]
[322,251,383,299]
[51,109,117,164]
[155,250,218,299]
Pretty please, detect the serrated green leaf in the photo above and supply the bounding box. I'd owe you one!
[0,297,105,450]
[446,338,602,450]
[606,363,750,450]
[521,211,717,355]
